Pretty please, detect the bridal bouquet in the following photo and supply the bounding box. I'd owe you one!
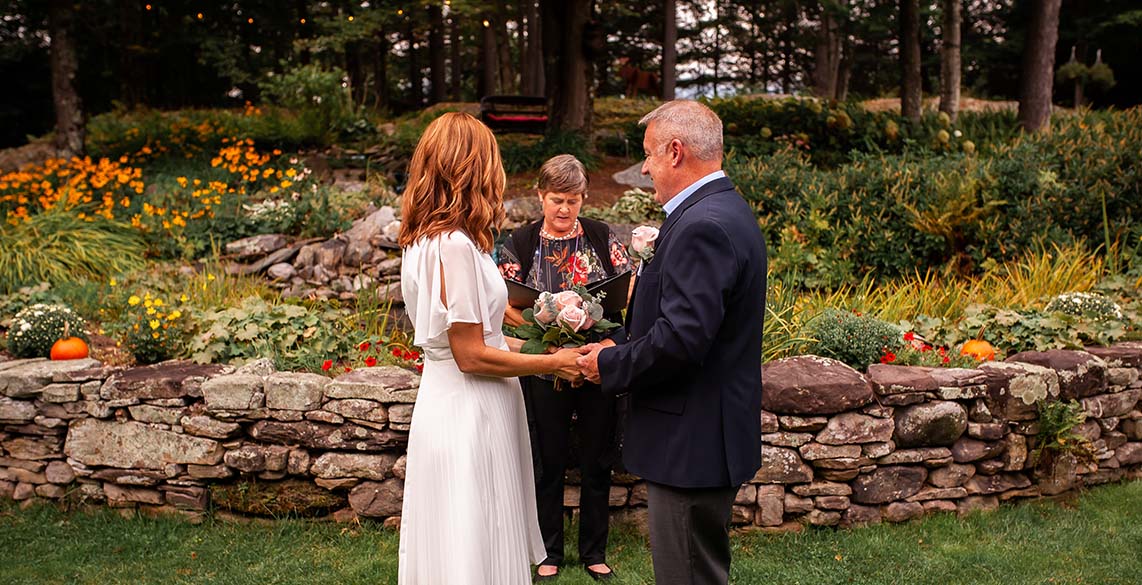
[514,287,620,355]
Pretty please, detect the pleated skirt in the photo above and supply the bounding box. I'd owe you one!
[397,358,546,585]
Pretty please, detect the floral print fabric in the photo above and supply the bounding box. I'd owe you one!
[496,229,631,292]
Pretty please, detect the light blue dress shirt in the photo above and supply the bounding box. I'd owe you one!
[663,170,726,216]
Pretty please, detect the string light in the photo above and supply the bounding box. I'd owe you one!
[397,9,403,15]
[247,18,254,24]
[300,18,306,24]
[196,13,203,20]
[348,15,354,21]
[145,4,152,10]
[482,19,490,27]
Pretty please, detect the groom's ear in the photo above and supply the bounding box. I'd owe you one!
[669,139,684,167]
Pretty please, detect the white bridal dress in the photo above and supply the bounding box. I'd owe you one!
[398,231,545,585]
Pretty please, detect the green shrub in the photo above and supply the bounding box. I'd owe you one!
[805,308,903,371]
[5,303,88,358]
[188,296,352,372]
[1045,291,1125,322]
[0,210,145,294]
[582,188,665,225]
[259,63,365,145]
[1031,399,1094,468]
[500,131,598,175]
[109,291,190,365]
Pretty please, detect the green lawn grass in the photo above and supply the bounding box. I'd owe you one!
[2,480,1140,585]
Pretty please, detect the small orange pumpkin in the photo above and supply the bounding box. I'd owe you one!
[50,337,89,360]
[960,339,996,361]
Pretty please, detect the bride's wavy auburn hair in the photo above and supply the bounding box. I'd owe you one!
[398,112,507,253]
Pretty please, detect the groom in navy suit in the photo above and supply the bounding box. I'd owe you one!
[579,100,766,585]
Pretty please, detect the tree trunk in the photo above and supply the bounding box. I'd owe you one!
[541,0,594,134]
[427,4,446,104]
[118,0,144,108]
[48,0,84,157]
[900,0,922,122]
[813,5,842,99]
[374,27,389,110]
[938,0,962,121]
[406,17,422,107]
[495,1,514,93]
[479,14,500,97]
[450,18,462,100]
[663,0,677,99]
[1018,0,1063,132]
[522,1,545,96]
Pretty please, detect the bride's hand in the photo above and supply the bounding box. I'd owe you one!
[551,347,589,381]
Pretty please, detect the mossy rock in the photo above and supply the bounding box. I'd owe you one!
[209,479,345,517]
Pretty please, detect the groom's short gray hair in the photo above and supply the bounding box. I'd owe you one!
[639,100,724,161]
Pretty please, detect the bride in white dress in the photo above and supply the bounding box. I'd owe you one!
[396,112,586,585]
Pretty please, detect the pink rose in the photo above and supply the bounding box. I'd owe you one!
[557,305,592,333]
[533,292,558,325]
[630,226,659,260]
[552,290,583,311]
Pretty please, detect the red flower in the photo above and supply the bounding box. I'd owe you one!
[365,356,377,367]
[921,344,932,352]
[904,332,915,341]
[392,347,402,357]
[344,366,352,372]
[322,359,333,371]
[416,364,424,373]
[409,351,420,361]
[880,350,897,364]
[942,356,950,364]
[358,341,371,351]
[402,350,413,360]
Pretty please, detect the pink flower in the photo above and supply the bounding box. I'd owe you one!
[552,290,583,311]
[499,262,521,281]
[557,305,592,332]
[533,292,559,325]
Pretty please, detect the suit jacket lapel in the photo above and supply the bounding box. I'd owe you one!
[626,176,735,329]
[655,176,735,249]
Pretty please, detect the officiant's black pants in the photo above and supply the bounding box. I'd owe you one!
[522,376,618,567]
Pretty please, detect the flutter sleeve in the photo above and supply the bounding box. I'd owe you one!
[409,232,497,347]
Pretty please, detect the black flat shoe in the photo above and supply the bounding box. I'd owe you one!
[584,565,616,581]
[534,567,559,582]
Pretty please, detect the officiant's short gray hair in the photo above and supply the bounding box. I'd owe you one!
[639,100,723,161]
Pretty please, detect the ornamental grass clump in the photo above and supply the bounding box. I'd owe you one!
[5,303,88,358]
[805,308,903,371]
[1044,291,1124,322]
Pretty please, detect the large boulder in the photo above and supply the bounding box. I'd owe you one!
[1081,388,1141,419]
[850,466,928,504]
[1005,350,1107,400]
[978,361,1059,421]
[816,413,894,445]
[893,401,968,447]
[762,356,874,415]
[64,419,224,469]
[1083,342,1142,368]
[325,367,420,403]
[248,420,406,451]
[226,234,287,259]
[101,361,229,401]
[751,447,813,484]
[311,453,399,480]
[343,207,397,266]
[349,478,404,517]
[0,358,102,398]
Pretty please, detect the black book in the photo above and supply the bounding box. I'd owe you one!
[505,270,633,314]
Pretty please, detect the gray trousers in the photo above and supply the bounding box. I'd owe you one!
[647,481,739,585]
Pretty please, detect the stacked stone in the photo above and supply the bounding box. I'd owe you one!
[224,206,404,302]
[0,356,420,524]
[2,342,1141,528]
[741,345,1142,529]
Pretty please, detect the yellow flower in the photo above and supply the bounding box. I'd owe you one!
[168,310,182,320]
[207,273,216,281]
[285,168,297,178]
[109,278,117,287]
[152,332,160,339]
[149,319,160,330]
[146,307,156,315]
[128,295,141,306]
[144,298,153,308]
[153,298,164,307]
[179,294,188,303]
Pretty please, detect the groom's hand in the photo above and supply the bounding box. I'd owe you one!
[577,340,615,384]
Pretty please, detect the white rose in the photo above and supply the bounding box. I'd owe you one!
[557,305,590,333]
[630,226,660,256]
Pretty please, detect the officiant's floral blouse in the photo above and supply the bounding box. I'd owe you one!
[496,231,631,291]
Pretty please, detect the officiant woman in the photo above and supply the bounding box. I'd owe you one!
[496,154,630,582]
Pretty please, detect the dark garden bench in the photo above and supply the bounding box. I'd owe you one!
[479,95,548,134]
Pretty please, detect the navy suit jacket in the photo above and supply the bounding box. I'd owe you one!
[598,176,766,489]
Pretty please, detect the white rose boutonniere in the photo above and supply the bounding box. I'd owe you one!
[629,226,659,264]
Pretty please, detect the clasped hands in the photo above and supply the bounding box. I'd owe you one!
[550,341,611,385]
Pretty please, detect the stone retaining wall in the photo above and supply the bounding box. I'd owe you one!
[2,343,1141,529]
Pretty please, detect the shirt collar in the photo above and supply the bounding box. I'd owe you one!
[662,170,726,216]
